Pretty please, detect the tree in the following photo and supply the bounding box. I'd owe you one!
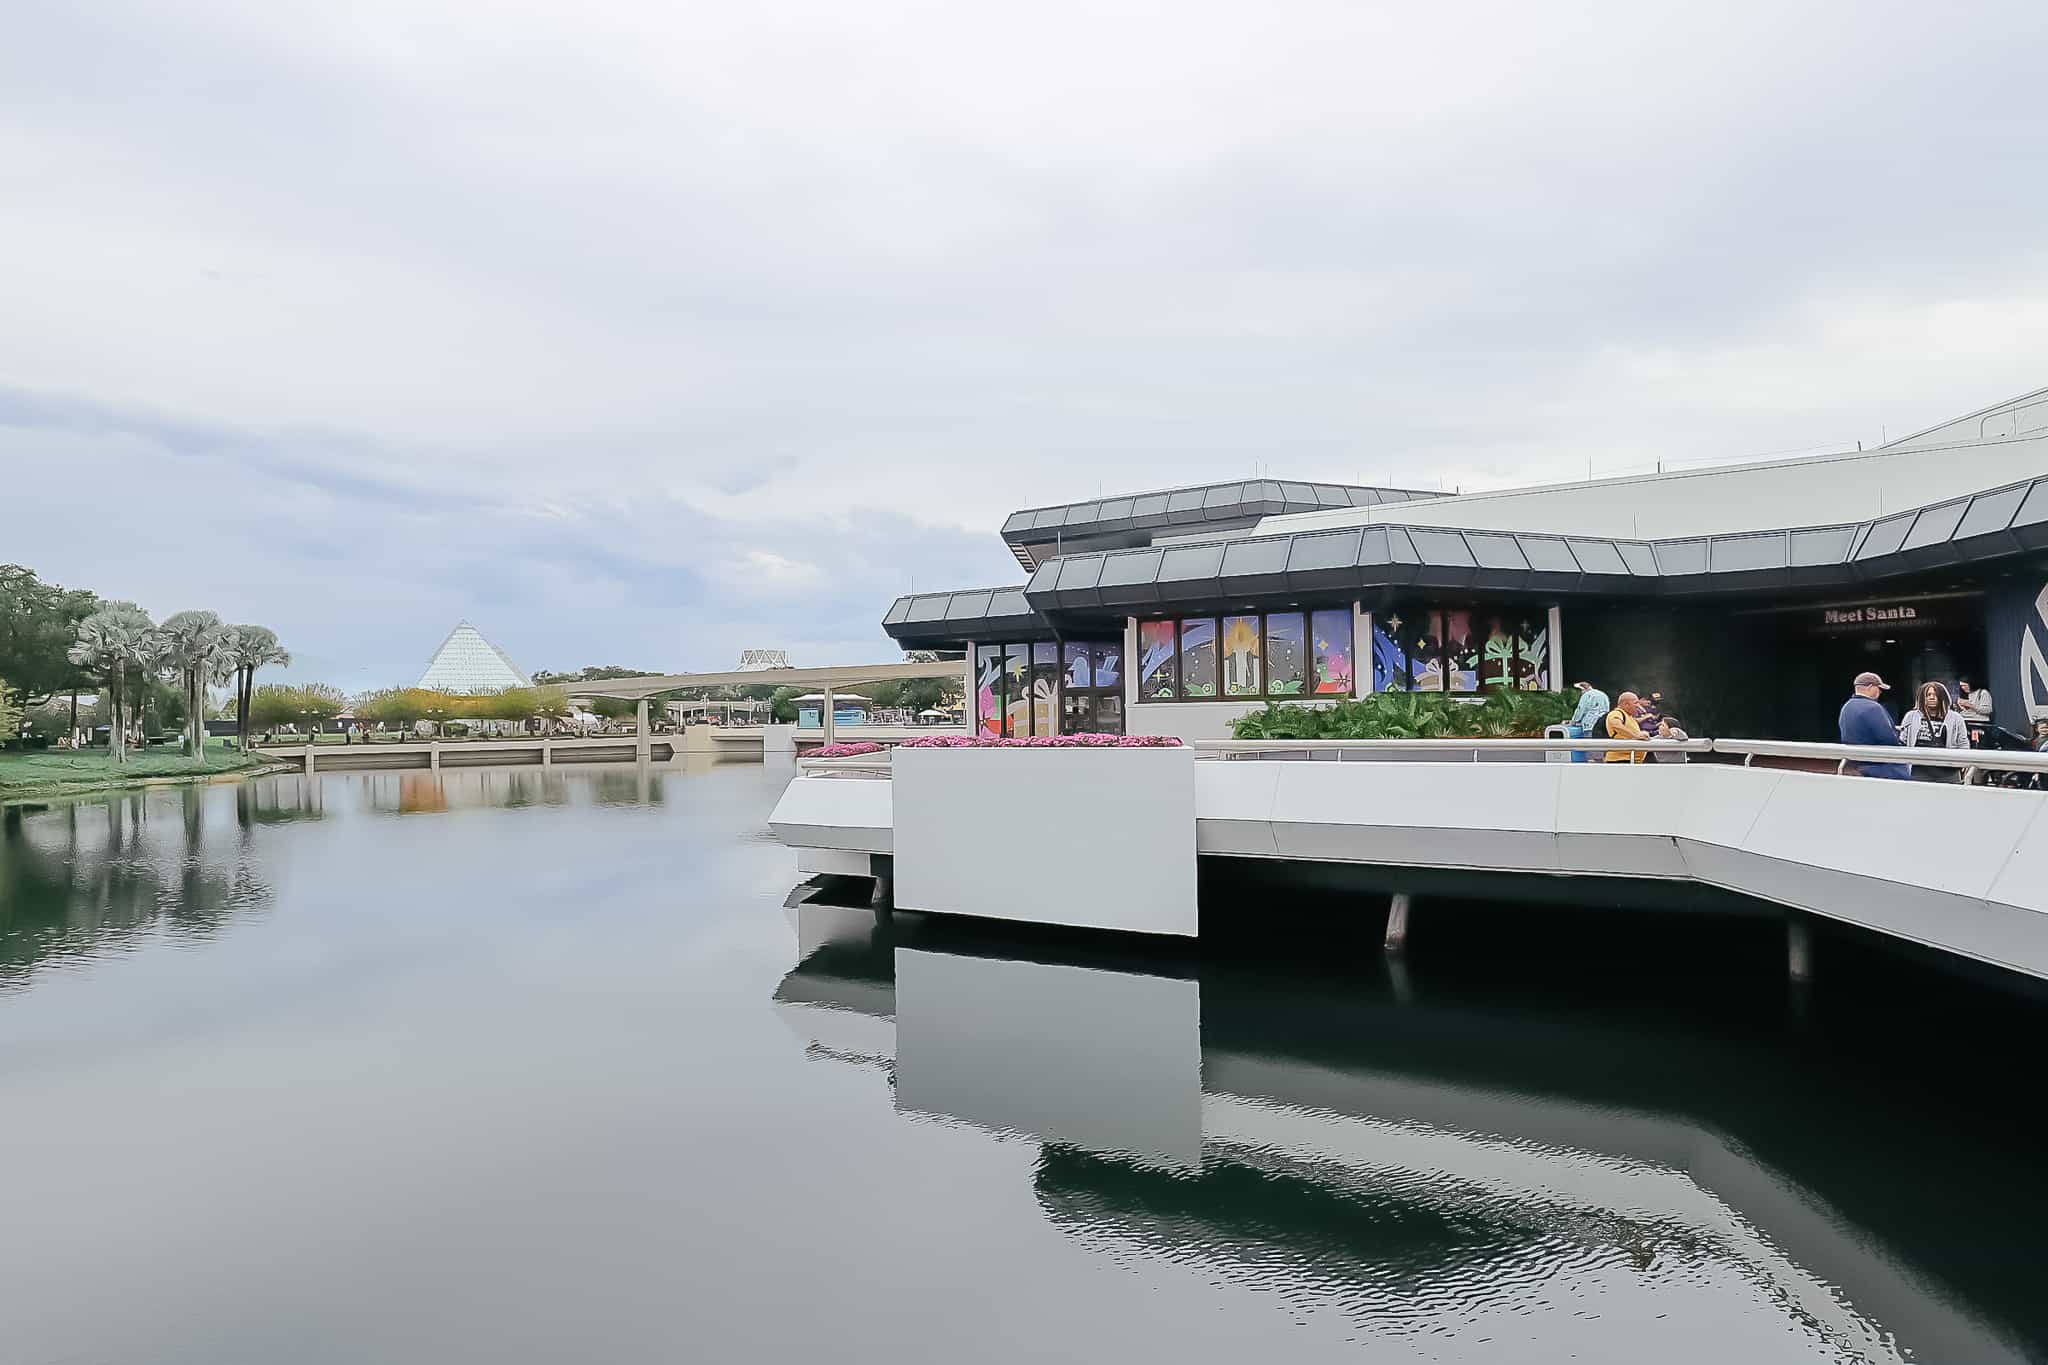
[0,678,20,748]
[158,611,232,759]
[768,686,801,723]
[293,683,347,734]
[532,685,573,729]
[223,625,290,753]
[247,684,300,733]
[67,604,158,763]
[0,565,100,708]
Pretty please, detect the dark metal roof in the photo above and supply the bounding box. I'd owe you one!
[885,476,2048,645]
[999,480,1439,570]
[1021,475,2048,613]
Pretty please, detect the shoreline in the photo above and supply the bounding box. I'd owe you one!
[0,758,292,807]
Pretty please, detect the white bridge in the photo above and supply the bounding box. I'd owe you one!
[769,738,2048,982]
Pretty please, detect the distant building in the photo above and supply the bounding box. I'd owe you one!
[416,621,532,693]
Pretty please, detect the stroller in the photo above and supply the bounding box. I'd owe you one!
[1966,721,2042,789]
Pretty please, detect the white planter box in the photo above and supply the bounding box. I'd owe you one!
[893,746,1198,936]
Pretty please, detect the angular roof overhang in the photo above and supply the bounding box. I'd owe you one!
[885,475,2048,647]
[1000,480,1437,571]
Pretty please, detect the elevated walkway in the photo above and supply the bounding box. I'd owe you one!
[769,739,2048,980]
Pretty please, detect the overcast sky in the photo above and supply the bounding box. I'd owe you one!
[5,0,2045,690]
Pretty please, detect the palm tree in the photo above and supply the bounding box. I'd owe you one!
[158,611,233,760]
[67,604,159,763]
[222,625,290,753]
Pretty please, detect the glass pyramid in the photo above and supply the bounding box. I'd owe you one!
[416,621,532,693]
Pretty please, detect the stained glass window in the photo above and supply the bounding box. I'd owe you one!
[1221,615,1262,697]
[1180,618,1218,698]
[1372,616,1407,693]
[1518,618,1551,691]
[1139,621,1177,699]
[1406,611,1445,692]
[1311,610,1352,695]
[1480,615,1517,691]
[1445,610,1479,693]
[1265,613,1306,696]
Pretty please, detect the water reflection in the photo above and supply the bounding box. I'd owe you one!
[1,787,283,991]
[776,895,2042,1363]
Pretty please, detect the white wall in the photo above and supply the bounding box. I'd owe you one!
[1251,430,2048,541]
[893,747,1198,935]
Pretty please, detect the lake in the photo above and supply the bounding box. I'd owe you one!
[1,761,2042,1363]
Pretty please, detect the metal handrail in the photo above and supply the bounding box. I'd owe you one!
[790,736,2048,778]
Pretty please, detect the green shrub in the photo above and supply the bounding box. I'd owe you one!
[1230,688,1575,741]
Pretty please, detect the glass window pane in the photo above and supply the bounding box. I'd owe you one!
[1138,621,1177,700]
[1371,614,1407,692]
[1180,618,1219,698]
[1063,642,1091,690]
[1222,615,1264,697]
[1401,609,1445,692]
[1479,613,1519,691]
[1444,609,1479,692]
[1518,615,1551,691]
[1031,643,1060,737]
[1310,610,1352,695]
[1089,640,1122,691]
[975,644,1003,738]
[1003,643,1030,738]
[1265,613,1306,696]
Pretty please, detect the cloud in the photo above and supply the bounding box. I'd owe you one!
[3,0,2046,686]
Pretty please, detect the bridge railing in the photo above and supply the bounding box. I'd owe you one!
[794,737,2048,782]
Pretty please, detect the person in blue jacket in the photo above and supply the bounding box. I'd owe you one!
[1838,671,1910,779]
[1567,681,1610,763]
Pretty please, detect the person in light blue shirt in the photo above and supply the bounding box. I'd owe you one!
[1838,671,1910,780]
[1568,681,1610,763]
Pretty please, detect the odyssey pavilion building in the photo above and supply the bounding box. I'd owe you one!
[883,386,2048,743]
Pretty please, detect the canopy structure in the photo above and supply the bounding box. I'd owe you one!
[566,660,959,701]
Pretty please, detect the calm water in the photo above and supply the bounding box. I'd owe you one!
[2,761,2045,1364]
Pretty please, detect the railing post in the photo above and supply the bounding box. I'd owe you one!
[1383,892,1413,953]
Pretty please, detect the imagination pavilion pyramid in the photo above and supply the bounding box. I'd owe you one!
[415,621,533,693]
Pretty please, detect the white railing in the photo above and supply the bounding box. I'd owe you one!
[796,737,2048,782]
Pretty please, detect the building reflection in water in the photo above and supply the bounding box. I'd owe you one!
[773,894,2042,1363]
[1,786,287,992]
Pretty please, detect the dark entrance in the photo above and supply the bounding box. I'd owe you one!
[1750,593,1986,740]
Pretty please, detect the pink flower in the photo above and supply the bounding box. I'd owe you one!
[810,742,885,758]
[896,733,1180,749]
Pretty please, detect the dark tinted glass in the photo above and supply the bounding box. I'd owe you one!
[1287,530,1363,571]
[1566,540,1626,575]
[1157,544,1225,581]
[943,591,993,619]
[1054,558,1102,590]
[1408,530,1476,566]
[1855,514,1916,560]
[1655,540,1708,574]
[1465,533,1527,570]
[1098,551,1161,586]
[1616,543,1658,576]
[1221,538,1291,577]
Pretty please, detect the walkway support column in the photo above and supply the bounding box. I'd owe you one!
[1384,892,1413,953]
[822,684,836,747]
[635,698,651,762]
[1787,916,1814,985]
[303,740,316,775]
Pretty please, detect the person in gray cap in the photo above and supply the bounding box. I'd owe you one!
[1839,671,1910,779]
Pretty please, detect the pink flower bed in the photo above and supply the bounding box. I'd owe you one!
[809,742,885,758]
[898,733,1181,748]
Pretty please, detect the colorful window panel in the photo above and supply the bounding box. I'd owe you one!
[1003,642,1031,737]
[1063,642,1091,690]
[1518,619,1551,691]
[1403,611,1445,692]
[1264,613,1306,696]
[1371,619,1407,692]
[1179,618,1218,698]
[1444,610,1479,693]
[975,644,1003,738]
[1031,643,1060,737]
[1310,610,1352,695]
[1221,615,1262,698]
[1090,640,1122,691]
[1480,615,1518,691]
[1139,621,1177,699]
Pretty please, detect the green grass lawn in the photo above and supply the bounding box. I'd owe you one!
[0,746,265,801]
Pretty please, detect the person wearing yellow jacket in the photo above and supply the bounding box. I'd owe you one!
[1604,692,1649,763]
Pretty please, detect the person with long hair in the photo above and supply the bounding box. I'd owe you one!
[1898,680,1969,782]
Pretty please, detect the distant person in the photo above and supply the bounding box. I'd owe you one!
[2036,718,2048,752]
[1568,681,1609,763]
[1898,681,1968,782]
[1604,691,1649,763]
[1956,680,1994,722]
[1652,716,1690,762]
[1838,672,1909,779]
[1639,691,1667,729]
